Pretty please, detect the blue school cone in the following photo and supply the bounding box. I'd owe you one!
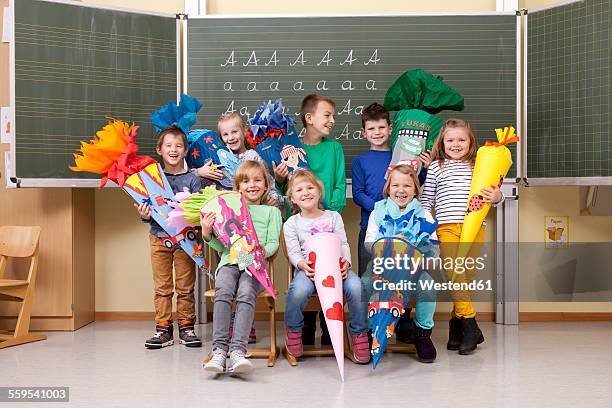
[367,237,414,369]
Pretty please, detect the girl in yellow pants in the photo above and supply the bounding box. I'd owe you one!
[420,119,503,355]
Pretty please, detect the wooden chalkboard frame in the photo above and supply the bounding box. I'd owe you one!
[524,0,612,186]
[6,0,179,188]
[184,12,522,194]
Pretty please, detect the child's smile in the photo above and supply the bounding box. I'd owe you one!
[156,133,186,170]
[443,128,470,160]
[219,118,247,154]
[308,101,336,138]
[389,173,416,209]
[239,171,267,205]
[291,180,320,211]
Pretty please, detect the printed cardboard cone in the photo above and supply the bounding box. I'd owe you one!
[304,232,345,381]
[458,127,518,259]
[368,237,414,369]
[201,192,276,298]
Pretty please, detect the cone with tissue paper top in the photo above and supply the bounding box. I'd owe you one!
[458,126,519,258]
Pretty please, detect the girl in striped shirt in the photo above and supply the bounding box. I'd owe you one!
[420,119,503,355]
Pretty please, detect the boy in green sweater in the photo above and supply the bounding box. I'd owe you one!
[274,94,346,212]
[274,94,347,344]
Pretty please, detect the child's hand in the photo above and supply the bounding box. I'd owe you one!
[200,211,216,241]
[419,150,432,168]
[297,260,315,280]
[134,202,152,220]
[266,196,280,208]
[340,258,349,279]
[197,160,224,181]
[481,184,503,204]
[272,161,289,184]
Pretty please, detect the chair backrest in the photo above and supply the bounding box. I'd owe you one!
[0,226,41,258]
[279,229,295,288]
[0,226,41,282]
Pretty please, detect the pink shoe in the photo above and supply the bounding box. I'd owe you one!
[248,325,257,344]
[351,333,371,364]
[285,328,303,358]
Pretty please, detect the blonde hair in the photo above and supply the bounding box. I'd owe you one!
[233,160,269,204]
[217,112,252,148]
[383,165,420,199]
[286,169,325,213]
[430,118,478,168]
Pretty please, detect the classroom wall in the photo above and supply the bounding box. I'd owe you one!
[51,0,612,317]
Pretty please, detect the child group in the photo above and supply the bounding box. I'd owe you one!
[137,93,504,375]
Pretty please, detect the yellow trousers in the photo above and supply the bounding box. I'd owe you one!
[436,223,485,319]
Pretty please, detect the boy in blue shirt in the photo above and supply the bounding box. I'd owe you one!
[352,103,393,277]
[352,103,430,343]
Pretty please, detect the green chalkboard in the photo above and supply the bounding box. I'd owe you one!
[14,0,177,182]
[527,0,612,180]
[186,14,518,177]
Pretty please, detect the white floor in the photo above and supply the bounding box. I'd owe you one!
[2,321,612,408]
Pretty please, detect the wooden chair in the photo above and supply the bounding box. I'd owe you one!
[0,226,46,349]
[202,247,279,367]
[279,235,357,366]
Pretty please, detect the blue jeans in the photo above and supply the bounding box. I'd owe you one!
[409,271,436,330]
[285,270,368,336]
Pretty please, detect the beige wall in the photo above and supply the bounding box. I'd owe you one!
[84,0,611,315]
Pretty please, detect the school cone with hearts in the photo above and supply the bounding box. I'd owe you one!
[304,232,345,381]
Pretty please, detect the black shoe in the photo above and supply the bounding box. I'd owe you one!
[414,327,436,363]
[319,310,331,346]
[178,319,202,348]
[302,311,316,345]
[145,320,174,349]
[367,329,373,350]
[447,317,463,350]
[396,309,415,344]
[459,317,485,355]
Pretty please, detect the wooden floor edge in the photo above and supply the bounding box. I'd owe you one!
[94,311,612,322]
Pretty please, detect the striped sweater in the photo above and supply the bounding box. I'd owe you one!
[420,160,475,224]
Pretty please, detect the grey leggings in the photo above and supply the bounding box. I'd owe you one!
[212,264,261,353]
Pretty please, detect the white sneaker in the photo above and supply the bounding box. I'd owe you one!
[228,350,253,374]
[204,349,226,373]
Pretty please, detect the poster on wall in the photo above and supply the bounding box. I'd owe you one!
[544,216,569,249]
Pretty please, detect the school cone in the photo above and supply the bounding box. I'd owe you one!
[304,232,345,381]
[457,126,519,259]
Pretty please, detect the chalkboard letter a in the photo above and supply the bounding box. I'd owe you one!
[364,49,380,66]
[317,50,332,66]
[290,51,307,66]
[221,51,236,67]
[243,51,260,67]
[265,51,279,66]
[340,50,356,66]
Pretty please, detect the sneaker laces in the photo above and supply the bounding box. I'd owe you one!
[153,331,168,339]
[209,351,226,364]
[230,350,247,362]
